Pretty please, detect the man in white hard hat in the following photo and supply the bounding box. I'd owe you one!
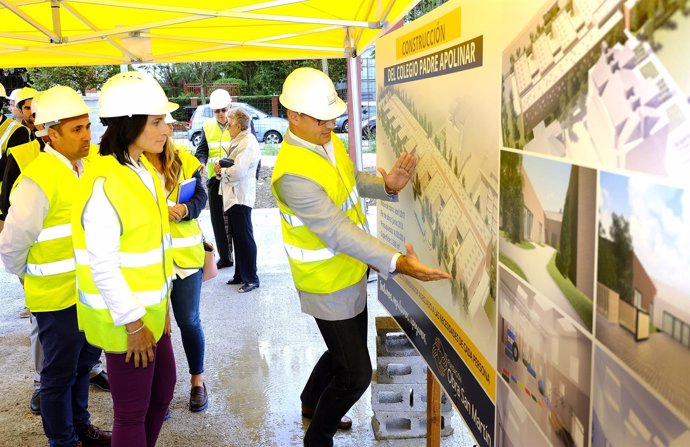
[0,85,112,447]
[14,87,39,139]
[8,88,24,121]
[0,85,32,219]
[1,91,110,416]
[194,88,235,269]
[271,67,449,447]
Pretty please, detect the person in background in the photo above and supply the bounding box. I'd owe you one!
[8,88,24,121]
[271,67,450,447]
[0,85,111,447]
[194,88,234,269]
[144,114,209,412]
[72,71,177,446]
[214,107,260,293]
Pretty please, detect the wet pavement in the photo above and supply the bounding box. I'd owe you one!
[0,207,474,446]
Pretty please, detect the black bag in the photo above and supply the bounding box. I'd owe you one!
[219,158,234,168]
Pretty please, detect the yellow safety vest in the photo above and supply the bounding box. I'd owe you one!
[0,118,26,206]
[11,139,40,175]
[202,119,231,178]
[155,148,204,269]
[271,135,368,294]
[72,154,173,353]
[22,152,82,312]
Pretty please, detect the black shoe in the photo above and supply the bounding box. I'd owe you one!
[301,403,352,430]
[76,424,112,446]
[89,371,110,392]
[216,258,234,269]
[30,389,40,415]
[238,282,259,293]
[189,384,208,412]
[226,278,243,285]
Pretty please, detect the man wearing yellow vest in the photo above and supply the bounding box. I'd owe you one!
[194,88,234,269]
[0,84,32,231]
[0,86,111,447]
[1,93,110,416]
[271,67,450,447]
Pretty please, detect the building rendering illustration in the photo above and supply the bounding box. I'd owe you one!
[379,85,498,319]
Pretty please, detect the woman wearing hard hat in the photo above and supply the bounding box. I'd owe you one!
[72,71,178,446]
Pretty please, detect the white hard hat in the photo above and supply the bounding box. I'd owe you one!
[279,67,346,121]
[0,83,6,98]
[99,71,178,118]
[164,113,175,124]
[209,89,231,110]
[34,86,91,127]
[15,87,39,105]
[8,88,21,102]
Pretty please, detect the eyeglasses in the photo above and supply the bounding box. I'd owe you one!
[299,113,332,127]
[214,108,227,114]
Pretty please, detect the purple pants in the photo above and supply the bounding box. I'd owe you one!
[105,334,176,447]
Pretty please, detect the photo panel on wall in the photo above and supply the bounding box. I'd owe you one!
[497,265,593,447]
[596,170,690,421]
[499,149,597,333]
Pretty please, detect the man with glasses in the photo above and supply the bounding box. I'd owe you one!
[271,67,449,447]
[194,88,234,269]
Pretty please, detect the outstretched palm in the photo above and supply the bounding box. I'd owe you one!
[378,152,417,194]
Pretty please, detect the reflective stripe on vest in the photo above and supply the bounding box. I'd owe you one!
[37,223,71,242]
[280,184,363,229]
[79,286,168,310]
[26,258,76,276]
[172,234,203,249]
[75,246,167,268]
[0,120,20,152]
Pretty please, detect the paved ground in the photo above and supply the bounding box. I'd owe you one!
[0,206,474,446]
[595,315,690,418]
[498,238,583,327]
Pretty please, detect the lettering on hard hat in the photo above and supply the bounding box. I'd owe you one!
[327,93,336,106]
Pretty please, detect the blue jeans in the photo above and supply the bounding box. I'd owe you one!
[170,269,205,375]
[34,305,102,447]
[301,306,372,447]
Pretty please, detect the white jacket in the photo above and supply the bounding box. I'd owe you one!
[219,129,261,211]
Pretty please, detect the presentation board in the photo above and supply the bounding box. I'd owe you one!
[376,1,690,446]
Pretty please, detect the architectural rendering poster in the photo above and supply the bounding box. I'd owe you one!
[376,0,690,446]
[377,2,499,446]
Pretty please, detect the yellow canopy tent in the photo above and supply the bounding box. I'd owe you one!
[0,0,417,67]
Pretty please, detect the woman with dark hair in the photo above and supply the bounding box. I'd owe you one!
[144,115,210,412]
[71,71,178,446]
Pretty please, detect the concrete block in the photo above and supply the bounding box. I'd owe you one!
[376,355,428,384]
[375,316,418,357]
[371,383,452,413]
[371,411,454,439]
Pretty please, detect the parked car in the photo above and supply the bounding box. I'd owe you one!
[334,102,376,137]
[187,102,288,147]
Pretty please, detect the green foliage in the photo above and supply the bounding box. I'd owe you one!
[214,77,247,89]
[499,151,524,243]
[405,0,448,22]
[556,166,579,282]
[27,65,119,94]
[547,252,593,331]
[499,252,528,282]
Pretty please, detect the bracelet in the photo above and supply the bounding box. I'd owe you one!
[126,322,145,336]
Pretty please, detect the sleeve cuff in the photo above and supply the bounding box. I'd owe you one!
[389,252,402,273]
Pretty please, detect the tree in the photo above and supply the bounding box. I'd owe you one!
[609,213,634,301]
[27,65,119,94]
[499,151,523,243]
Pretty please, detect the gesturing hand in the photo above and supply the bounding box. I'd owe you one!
[125,321,156,368]
[395,242,451,281]
[378,152,417,195]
